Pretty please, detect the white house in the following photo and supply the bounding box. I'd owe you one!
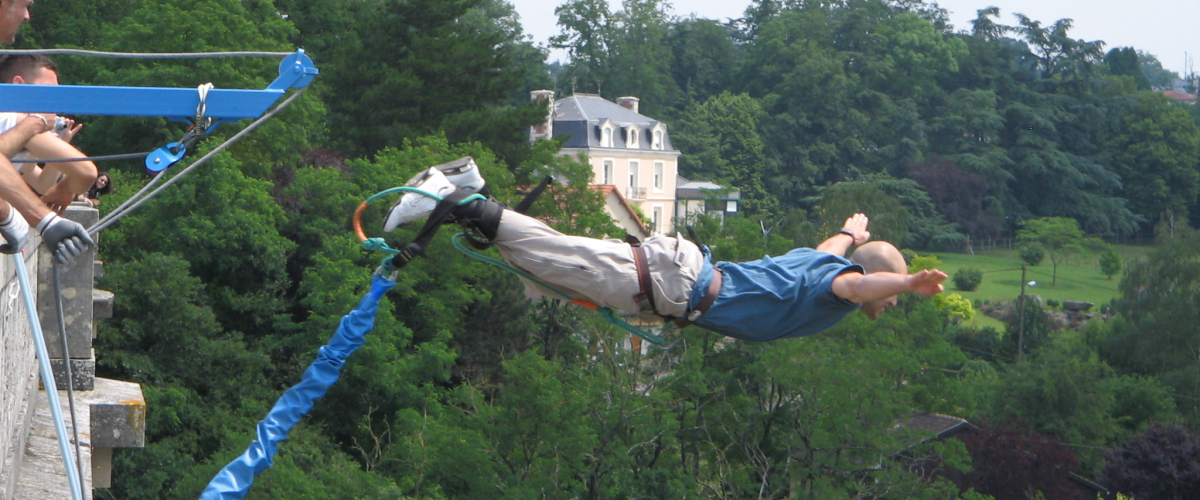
[531,91,680,236]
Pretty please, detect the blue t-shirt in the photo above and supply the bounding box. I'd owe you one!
[688,248,864,342]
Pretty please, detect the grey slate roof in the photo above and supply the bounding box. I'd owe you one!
[552,94,675,151]
[676,175,740,200]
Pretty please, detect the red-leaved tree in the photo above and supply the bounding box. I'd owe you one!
[908,156,1001,238]
[1102,423,1200,500]
[940,420,1087,500]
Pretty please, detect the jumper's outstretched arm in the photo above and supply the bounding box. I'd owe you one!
[831,269,947,304]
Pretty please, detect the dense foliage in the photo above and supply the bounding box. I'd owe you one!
[12,0,1200,498]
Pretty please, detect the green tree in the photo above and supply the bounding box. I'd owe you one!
[1138,50,1179,89]
[282,0,538,159]
[1098,231,1200,425]
[551,0,614,95]
[1104,47,1152,90]
[1099,245,1122,279]
[1017,217,1099,286]
[604,0,676,110]
[672,92,779,215]
[817,181,910,246]
[666,17,740,103]
[1014,15,1104,92]
[988,336,1128,469]
[1018,242,1046,267]
[95,254,275,498]
[1105,92,1200,230]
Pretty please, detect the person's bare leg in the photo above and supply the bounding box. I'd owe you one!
[0,156,52,224]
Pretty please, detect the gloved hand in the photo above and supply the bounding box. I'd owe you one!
[0,209,30,255]
[38,214,95,264]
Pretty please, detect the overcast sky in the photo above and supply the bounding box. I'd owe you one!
[509,0,1199,75]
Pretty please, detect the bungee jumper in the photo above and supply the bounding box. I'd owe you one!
[376,157,949,342]
[203,157,950,499]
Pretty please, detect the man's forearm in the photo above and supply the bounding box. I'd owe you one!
[831,271,914,304]
[815,232,854,256]
[0,115,49,158]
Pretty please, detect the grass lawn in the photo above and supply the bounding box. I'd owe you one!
[921,244,1152,328]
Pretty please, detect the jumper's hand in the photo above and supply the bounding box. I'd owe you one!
[908,269,947,296]
[841,213,871,246]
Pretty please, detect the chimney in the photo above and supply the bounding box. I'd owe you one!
[530,90,555,143]
[617,96,639,113]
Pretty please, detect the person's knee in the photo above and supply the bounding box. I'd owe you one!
[75,162,98,185]
[58,162,97,193]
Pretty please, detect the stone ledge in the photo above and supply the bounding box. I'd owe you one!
[92,290,113,320]
[85,378,145,449]
[10,378,144,499]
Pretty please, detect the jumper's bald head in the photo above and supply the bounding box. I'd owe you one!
[849,242,908,320]
[850,241,906,275]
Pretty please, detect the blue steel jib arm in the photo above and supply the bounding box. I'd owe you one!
[0,50,316,171]
[0,50,317,119]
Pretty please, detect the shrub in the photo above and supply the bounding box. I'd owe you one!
[909,254,942,272]
[953,266,984,291]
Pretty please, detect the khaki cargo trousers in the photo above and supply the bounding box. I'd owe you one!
[493,210,704,319]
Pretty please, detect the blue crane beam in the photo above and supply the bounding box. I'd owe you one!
[0,50,317,120]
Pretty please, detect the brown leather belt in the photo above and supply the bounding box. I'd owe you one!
[628,237,721,327]
[631,244,658,313]
[676,267,722,328]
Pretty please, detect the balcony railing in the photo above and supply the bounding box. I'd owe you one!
[626,186,647,200]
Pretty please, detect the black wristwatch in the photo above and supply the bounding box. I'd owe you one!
[838,229,855,240]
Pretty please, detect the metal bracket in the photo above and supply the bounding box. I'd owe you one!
[145,142,186,173]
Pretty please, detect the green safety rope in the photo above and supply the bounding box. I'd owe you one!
[358,186,485,260]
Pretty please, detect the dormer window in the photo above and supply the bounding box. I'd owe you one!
[650,123,666,150]
[599,120,616,147]
[626,127,640,149]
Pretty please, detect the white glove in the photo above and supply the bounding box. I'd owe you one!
[0,208,30,255]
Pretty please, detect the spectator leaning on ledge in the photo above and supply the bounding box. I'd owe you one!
[0,0,95,262]
[79,172,112,208]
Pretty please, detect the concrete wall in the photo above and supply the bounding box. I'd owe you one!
[0,234,42,498]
